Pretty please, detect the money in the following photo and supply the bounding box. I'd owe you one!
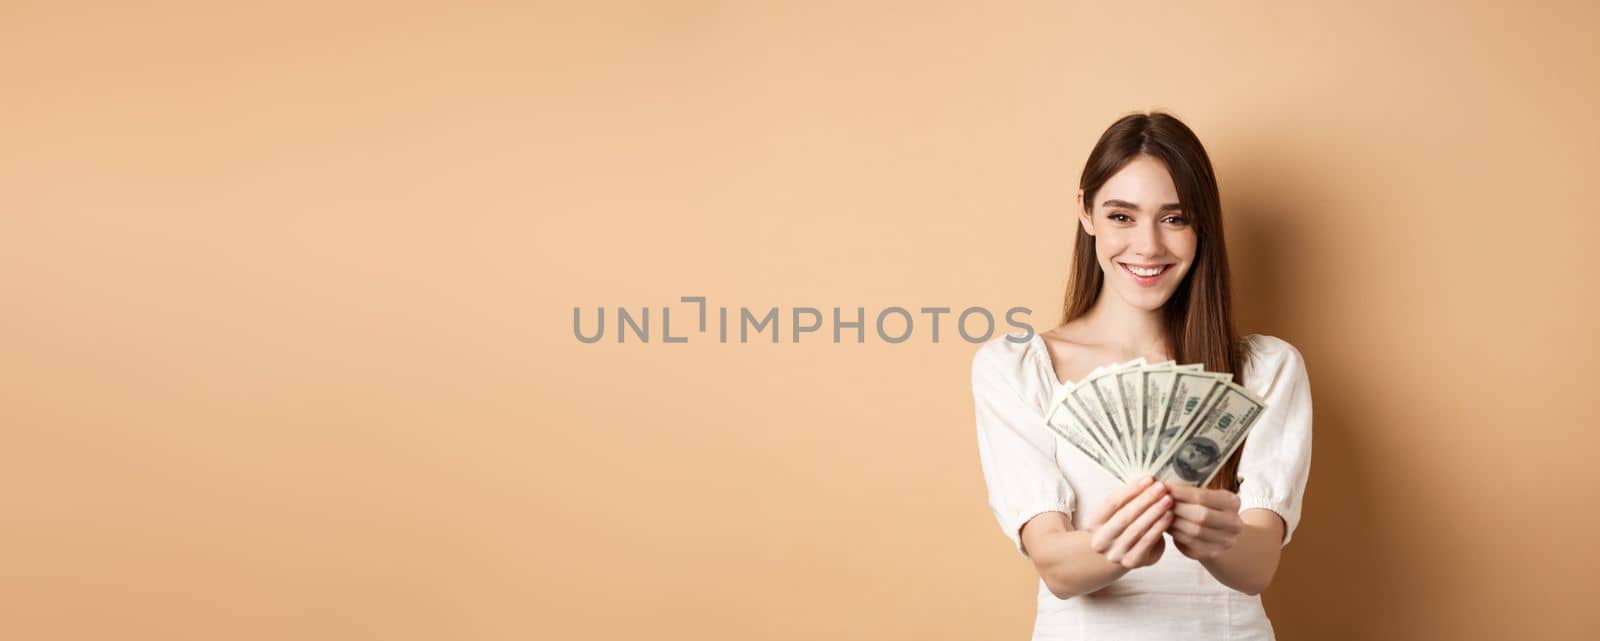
[1152,383,1265,487]
[1046,358,1267,486]
[1044,393,1124,479]
[1148,370,1227,474]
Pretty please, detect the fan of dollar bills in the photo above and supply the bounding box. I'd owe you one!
[1043,358,1268,488]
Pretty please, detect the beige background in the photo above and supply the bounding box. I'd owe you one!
[4,2,1598,639]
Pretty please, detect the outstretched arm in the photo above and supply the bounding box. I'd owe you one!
[1022,476,1175,600]
[1164,484,1287,595]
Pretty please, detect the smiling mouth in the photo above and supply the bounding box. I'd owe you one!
[1117,262,1172,278]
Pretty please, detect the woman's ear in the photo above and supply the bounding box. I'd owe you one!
[1076,190,1094,236]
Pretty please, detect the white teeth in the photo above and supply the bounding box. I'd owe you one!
[1123,263,1166,277]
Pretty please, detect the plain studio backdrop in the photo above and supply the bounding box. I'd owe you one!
[4,2,1597,640]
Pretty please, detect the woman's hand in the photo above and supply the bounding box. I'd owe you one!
[1081,475,1174,569]
[1164,484,1244,561]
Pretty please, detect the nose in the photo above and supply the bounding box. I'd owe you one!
[1132,217,1165,258]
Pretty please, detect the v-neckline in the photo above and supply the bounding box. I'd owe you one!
[1030,333,1074,389]
[1032,331,1262,390]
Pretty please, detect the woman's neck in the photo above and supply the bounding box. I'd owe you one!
[1079,293,1170,360]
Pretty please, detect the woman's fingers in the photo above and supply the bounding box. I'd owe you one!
[1164,485,1245,553]
[1122,512,1173,568]
[1114,475,1156,504]
[1170,500,1243,532]
[1168,515,1202,536]
[1107,499,1172,565]
[1090,481,1168,553]
[1168,515,1232,543]
[1170,500,1211,523]
[1170,534,1197,558]
[1087,475,1154,527]
[1166,485,1241,512]
[1172,530,1222,559]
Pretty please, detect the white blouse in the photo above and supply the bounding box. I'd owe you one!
[972,331,1313,641]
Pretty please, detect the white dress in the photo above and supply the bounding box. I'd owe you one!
[972,331,1313,641]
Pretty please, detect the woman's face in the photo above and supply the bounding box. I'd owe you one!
[1077,155,1198,312]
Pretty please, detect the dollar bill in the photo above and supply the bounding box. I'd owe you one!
[1090,360,1144,469]
[1133,360,1175,470]
[1152,382,1266,487]
[1044,388,1126,481]
[1113,363,1149,474]
[1146,370,1229,474]
[1069,377,1135,475]
[1040,356,1268,484]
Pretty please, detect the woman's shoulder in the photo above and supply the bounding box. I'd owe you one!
[1242,333,1302,359]
[971,330,1040,374]
[1241,334,1311,390]
[970,330,1051,395]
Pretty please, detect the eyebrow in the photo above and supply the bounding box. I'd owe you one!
[1100,199,1183,212]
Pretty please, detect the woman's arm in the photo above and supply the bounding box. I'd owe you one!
[1197,509,1286,595]
[1165,485,1287,595]
[1021,476,1174,600]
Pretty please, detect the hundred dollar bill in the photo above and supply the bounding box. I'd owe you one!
[1113,362,1150,476]
[1153,382,1266,487]
[1133,360,1175,471]
[1146,370,1229,473]
[1070,363,1129,467]
[1140,362,1200,470]
[1091,359,1145,469]
[1136,362,1174,469]
[1044,388,1126,482]
[1069,375,1135,475]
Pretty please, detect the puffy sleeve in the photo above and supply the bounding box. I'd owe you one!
[1234,335,1314,547]
[971,337,1075,559]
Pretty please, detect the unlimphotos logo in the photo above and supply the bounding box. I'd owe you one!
[574,296,1034,344]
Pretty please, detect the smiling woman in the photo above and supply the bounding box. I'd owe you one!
[971,112,1313,641]
[1078,156,1199,303]
[1064,113,1245,492]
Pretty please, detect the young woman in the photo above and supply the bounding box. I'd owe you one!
[971,112,1313,640]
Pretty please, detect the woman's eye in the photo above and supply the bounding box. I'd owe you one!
[1108,212,1133,222]
[1163,215,1190,225]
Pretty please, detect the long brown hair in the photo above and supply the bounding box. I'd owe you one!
[1059,111,1250,492]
